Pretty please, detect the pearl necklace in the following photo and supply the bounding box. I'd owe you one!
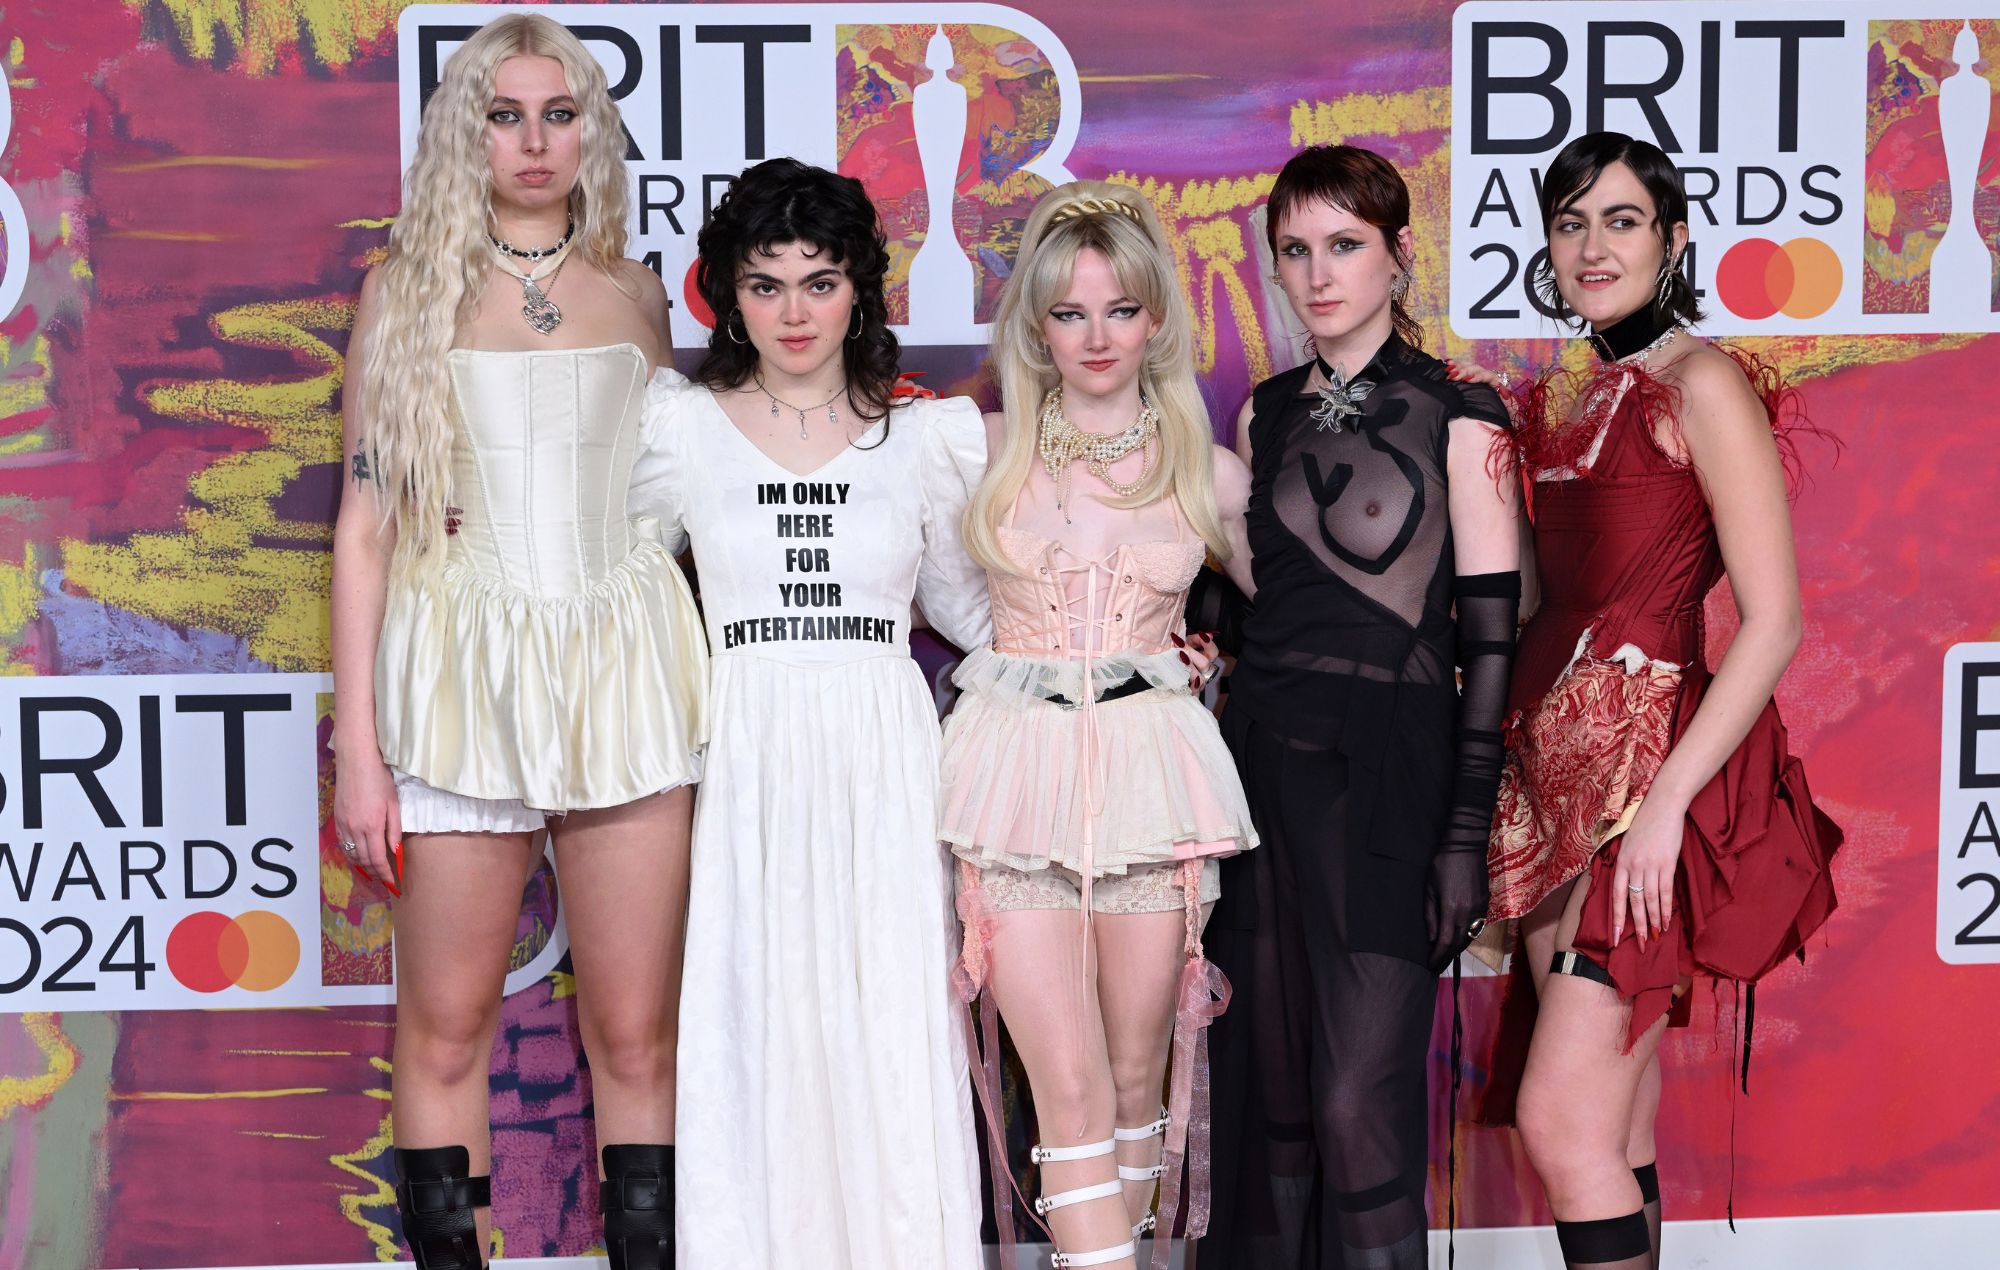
[1036,387,1159,523]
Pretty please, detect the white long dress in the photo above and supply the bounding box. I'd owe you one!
[634,370,988,1270]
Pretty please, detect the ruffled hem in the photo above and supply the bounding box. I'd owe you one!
[938,649,1256,873]
[376,536,708,812]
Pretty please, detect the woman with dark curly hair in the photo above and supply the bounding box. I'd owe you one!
[630,157,988,1269]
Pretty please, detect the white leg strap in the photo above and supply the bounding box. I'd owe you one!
[1118,1162,1166,1182]
[1035,1178,1124,1216]
[1033,1136,1117,1164]
[1052,1240,1139,1268]
[1114,1111,1170,1141]
[1132,1212,1158,1238]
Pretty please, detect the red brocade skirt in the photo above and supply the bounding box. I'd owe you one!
[1478,644,1842,1070]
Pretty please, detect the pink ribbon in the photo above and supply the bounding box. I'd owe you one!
[951,868,1049,1259]
[1148,950,1232,1269]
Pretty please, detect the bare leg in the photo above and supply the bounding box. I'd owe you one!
[553,786,695,1148]
[988,906,1136,1270]
[1516,876,1662,1270]
[1628,1054,1662,1269]
[1093,905,1193,1227]
[390,829,542,1260]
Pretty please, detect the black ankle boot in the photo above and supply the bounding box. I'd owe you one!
[601,1143,674,1270]
[393,1145,490,1270]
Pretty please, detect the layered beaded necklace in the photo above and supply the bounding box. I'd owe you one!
[1036,386,1159,523]
[488,216,577,335]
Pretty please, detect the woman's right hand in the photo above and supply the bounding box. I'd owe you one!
[333,742,402,896]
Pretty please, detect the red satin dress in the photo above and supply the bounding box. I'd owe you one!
[1484,357,1841,1048]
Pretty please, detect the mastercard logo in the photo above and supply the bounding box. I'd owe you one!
[1714,236,1842,321]
[166,910,301,993]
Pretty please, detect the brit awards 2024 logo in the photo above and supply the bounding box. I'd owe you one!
[1449,3,2000,337]
[0,674,565,1014]
[398,4,1082,347]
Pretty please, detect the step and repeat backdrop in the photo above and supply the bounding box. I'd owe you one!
[0,1,1994,1265]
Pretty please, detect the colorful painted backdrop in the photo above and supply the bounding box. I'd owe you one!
[0,1,1992,1266]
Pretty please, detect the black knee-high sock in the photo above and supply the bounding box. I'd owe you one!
[1633,1163,1661,1270]
[1554,1210,1652,1270]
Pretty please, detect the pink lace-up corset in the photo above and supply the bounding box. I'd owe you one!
[988,527,1204,659]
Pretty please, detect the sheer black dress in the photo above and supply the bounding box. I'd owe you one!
[1199,334,1518,1269]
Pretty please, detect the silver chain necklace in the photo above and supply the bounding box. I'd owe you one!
[755,373,846,440]
[1619,324,1682,369]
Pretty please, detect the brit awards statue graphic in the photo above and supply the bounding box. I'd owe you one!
[1929,23,1995,317]
[907,25,976,333]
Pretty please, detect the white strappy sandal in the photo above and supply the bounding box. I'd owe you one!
[1116,1109,1170,1240]
[1033,1136,1139,1268]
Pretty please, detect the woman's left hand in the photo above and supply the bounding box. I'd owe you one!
[1175,630,1220,692]
[1610,796,1685,948]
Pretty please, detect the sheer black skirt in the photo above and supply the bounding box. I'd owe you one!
[1202,704,1436,1270]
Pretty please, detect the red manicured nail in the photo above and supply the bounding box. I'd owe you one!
[1178,652,1190,664]
[394,841,405,887]
[1170,633,1186,647]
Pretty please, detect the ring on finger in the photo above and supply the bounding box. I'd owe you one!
[338,839,359,856]
[1627,882,1645,894]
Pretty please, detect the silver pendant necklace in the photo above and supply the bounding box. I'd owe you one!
[493,248,569,335]
[755,373,846,440]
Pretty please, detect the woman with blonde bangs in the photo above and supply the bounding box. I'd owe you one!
[941,180,1257,1270]
[330,14,704,1269]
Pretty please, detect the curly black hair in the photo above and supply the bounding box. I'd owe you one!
[1530,132,1705,329]
[693,158,902,423]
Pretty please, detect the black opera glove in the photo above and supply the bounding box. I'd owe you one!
[1183,564,1254,658]
[1426,847,1491,974]
[1427,568,1521,973]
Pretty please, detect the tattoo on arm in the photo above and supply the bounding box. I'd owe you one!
[351,447,372,486]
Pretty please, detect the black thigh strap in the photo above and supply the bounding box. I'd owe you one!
[1549,949,1615,989]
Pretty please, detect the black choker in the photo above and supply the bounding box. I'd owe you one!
[488,216,575,262]
[1586,306,1677,363]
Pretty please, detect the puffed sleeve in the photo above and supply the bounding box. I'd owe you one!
[629,366,694,555]
[914,395,993,652]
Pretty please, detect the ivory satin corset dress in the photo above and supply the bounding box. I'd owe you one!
[372,343,708,812]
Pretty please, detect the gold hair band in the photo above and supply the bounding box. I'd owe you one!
[1048,195,1146,225]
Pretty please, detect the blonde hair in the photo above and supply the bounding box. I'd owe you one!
[358,12,631,572]
[965,180,1226,575]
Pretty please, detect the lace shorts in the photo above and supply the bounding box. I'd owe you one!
[392,769,696,835]
[963,858,1221,915]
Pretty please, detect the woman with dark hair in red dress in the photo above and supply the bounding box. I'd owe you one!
[1479,131,1840,1270]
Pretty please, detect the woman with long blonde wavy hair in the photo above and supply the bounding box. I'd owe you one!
[939,180,1257,1270]
[329,14,705,1269]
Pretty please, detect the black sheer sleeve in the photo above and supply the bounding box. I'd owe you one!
[1184,564,1254,657]
[1426,568,1521,970]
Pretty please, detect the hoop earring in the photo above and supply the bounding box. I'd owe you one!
[847,305,864,341]
[726,310,750,345]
